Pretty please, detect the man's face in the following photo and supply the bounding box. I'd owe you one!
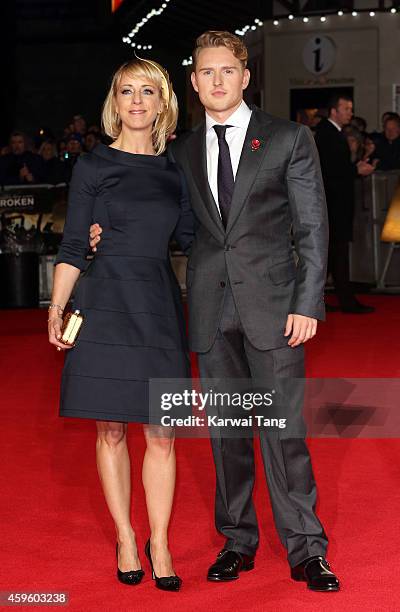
[191,46,250,119]
[10,135,25,155]
[73,117,86,134]
[331,99,353,127]
[384,119,400,142]
[67,139,82,154]
[85,133,98,151]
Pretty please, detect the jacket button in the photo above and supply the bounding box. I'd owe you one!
[224,244,231,251]
[220,281,226,288]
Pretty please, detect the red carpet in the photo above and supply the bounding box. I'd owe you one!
[1,295,400,611]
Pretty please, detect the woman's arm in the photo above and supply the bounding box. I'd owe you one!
[49,154,97,350]
[48,263,81,350]
[173,165,196,255]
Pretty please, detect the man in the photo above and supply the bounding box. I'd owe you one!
[90,31,339,591]
[84,130,101,152]
[62,133,83,182]
[373,115,400,171]
[315,94,375,314]
[0,131,44,185]
[72,114,87,136]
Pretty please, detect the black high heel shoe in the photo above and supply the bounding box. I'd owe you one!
[144,539,182,591]
[116,543,145,586]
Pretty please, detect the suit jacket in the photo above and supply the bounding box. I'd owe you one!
[169,107,328,353]
[314,118,356,241]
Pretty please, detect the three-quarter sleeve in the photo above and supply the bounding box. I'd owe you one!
[173,165,196,255]
[55,154,97,271]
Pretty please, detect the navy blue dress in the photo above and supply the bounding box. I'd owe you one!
[55,143,194,422]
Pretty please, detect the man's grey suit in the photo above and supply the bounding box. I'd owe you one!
[169,107,329,567]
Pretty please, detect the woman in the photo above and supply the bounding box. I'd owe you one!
[342,126,364,163]
[48,58,194,591]
[39,139,67,184]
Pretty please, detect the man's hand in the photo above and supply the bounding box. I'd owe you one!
[356,160,375,176]
[284,314,317,347]
[89,223,103,252]
[20,164,34,183]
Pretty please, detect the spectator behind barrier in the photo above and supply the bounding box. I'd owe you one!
[363,134,378,164]
[343,126,364,163]
[72,114,87,135]
[374,116,400,171]
[0,131,45,186]
[84,130,101,151]
[342,126,379,166]
[350,116,367,133]
[39,140,68,184]
[62,133,83,182]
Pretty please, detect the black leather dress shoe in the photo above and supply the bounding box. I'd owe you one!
[342,302,375,314]
[207,549,255,581]
[325,303,339,312]
[291,556,340,591]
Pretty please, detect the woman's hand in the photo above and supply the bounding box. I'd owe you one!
[89,223,102,252]
[48,313,72,351]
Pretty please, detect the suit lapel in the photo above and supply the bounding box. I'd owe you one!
[226,109,274,235]
[185,124,225,237]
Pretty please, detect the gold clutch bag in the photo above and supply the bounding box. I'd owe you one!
[61,309,84,346]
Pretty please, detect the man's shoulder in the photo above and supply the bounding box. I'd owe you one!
[315,118,341,145]
[315,118,336,135]
[252,108,303,136]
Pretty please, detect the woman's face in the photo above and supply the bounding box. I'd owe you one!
[365,138,375,155]
[347,135,359,154]
[114,74,164,134]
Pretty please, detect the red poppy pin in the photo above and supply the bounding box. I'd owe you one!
[251,138,261,151]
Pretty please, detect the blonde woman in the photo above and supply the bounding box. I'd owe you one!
[48,59,194,591]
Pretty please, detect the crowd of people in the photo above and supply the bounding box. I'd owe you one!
[343,111,400,170]
[0,115,103,186]
[1,108,399,188]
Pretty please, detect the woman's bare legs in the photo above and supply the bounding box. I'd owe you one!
[96,420,141,571]
[142,425,176,577]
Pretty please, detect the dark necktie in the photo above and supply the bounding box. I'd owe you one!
[213,124,234,228]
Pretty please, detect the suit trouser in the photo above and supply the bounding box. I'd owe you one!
[197,283,328,567]
[328,239,356,309]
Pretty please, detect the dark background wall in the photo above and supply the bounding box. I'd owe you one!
[3,0,188,144]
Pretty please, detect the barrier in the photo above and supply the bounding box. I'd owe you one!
[350,171,400,291]
[2,173,400,306]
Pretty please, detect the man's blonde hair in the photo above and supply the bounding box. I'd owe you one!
[102,58,178,155]
[192,31,248,69]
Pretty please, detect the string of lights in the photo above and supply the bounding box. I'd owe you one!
[182,17,264,65]
[121,0,172,51]
[272,7,398,27]
[120,4,399,65]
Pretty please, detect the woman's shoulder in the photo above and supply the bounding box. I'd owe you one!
[69,151,99,190]
[75,150,98,170]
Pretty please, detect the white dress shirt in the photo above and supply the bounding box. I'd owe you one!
[205,100,252,215]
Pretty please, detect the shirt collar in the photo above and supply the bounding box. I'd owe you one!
[328,118,342,132]
[205,100,252,132]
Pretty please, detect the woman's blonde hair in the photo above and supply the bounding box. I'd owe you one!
[102,58,178,155]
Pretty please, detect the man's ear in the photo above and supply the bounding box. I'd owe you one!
[191,71,199,93]
[242,68,250,91]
